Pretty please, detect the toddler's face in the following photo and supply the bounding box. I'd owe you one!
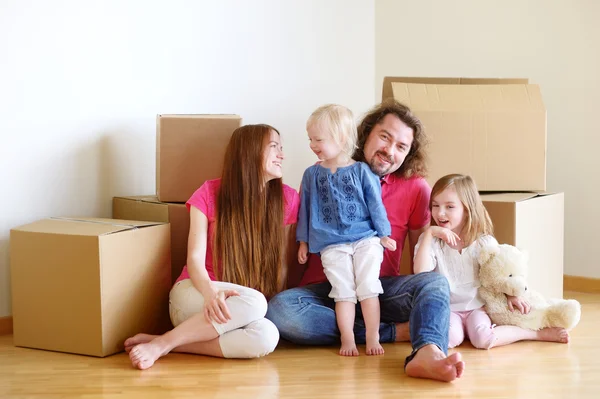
[307,124,342,162]
[431,186,466,235]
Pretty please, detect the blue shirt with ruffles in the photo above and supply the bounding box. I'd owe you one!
[296,162,392,254]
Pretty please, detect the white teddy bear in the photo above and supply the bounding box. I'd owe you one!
[478,244,581,331]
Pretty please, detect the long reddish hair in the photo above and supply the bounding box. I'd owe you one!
[214,124,285,298]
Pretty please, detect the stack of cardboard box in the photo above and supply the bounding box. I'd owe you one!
[384,77,564,300]
[10,114,241,357]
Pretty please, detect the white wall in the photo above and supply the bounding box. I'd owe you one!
[0,0,376,317]
[376,0,600,278]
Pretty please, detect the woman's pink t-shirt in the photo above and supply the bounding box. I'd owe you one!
[175,179,300,284]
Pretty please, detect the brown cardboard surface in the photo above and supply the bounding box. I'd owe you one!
[113,196,190,283]
[10,218,171,357]
[397,193,564,299]
[382,77,546,191]
[156,114,241,202]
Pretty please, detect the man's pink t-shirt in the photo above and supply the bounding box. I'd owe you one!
[299,174,431,286]
[175,179,300,284]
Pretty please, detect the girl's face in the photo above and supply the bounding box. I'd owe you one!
[431,186,466,235]
[263,130,284,182]
[307,123,343,162]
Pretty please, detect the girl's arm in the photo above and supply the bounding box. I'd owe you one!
[413,229,436,274]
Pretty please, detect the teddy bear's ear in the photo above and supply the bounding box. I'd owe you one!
[479,245,500,265]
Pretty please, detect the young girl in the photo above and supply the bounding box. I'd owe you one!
[414,173,569,349]
[297,104,397,357]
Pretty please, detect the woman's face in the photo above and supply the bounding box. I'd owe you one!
[263,130,284,183]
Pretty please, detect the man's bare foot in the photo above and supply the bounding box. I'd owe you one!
[405,344,465,382]
[395,322,410,342]
[129,341,169,370]
[366,332,384,355]
[340,335,359,356]
[538,327,570,343]
[124,334,158,353]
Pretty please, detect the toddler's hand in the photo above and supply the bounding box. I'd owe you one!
[507,295,531,314]
[298,242,309,264]
[429,226,461,247]
[380,236,397,251]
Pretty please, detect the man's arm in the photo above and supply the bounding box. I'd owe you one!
[408,224,429,274]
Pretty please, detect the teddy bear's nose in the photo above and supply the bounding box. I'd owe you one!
[525,287,528,291]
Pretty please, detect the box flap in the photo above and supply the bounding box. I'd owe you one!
[382,76,529,100]
[157,114,241,119]
[11,218,163,236]
[390,82,545,112]
[480,193,539,203]
[114,195,162,204]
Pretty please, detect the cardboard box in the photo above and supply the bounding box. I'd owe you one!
[482,192,564,299]
[10,217,172,357]
[113,196,189,284]
[156,114,242,202]
[397,192,564,299]
[382,77,547,191]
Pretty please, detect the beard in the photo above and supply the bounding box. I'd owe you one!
[368,151,395,177]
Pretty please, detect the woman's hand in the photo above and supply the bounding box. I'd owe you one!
[380,236,397,251]
[506,295,531,314]
[429,226,461,247]
[201,282,240,324]
[298,242,309,264]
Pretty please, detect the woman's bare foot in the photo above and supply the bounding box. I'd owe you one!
[339,334,359,356]
[124,334,158,353]
[405,344,465,382]
[538,327,570,343]
[129,341,169,370]
[366,332,384,355]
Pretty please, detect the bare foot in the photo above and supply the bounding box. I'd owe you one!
[339,335,359,356]
[538,327,570,343]
[129,341,168,370]
[395,322,410,342]
[366,332,384,355]
[405,344,465,382]
[124,334,158,353]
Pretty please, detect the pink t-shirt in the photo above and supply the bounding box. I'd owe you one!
[299,174,431,286]
[175,179,300,284]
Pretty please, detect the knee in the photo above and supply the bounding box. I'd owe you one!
[251,319,280,357]
[223,319,280,358]
[469,326,496,350]
[420,273,450,298]
[231,290,268,323]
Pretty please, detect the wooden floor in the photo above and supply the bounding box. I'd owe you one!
[1,291,598,399]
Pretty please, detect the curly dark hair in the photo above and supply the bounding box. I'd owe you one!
[353,99,428,179]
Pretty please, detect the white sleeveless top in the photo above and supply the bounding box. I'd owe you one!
[415,234,499,312]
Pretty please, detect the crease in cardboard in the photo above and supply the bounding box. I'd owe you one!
[50,217,140,233]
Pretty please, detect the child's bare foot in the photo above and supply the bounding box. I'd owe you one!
[366,332,384,355]
[124,334,158,353]
[339,335,359,356]
[538,327,570,343]
[129,341,168,370]
[405,344,465,382]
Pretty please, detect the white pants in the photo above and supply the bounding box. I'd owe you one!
[169,279,280,358]
[320,236,384,304]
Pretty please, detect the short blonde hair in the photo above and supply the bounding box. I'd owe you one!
[307,104,357,157]
[430,174,494,246]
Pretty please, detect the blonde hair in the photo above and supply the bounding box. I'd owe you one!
[430,174,494,246]
[307,104,357,157]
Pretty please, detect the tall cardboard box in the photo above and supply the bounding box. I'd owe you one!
[397,193,564,299]
[156,114,242,202]
[382,77,547,191]
[10,217,172,357]
[113,196,189,283]
[482,192,564,299]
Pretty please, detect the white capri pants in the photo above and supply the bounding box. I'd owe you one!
[169,279,280,358]
[320,236,384,304]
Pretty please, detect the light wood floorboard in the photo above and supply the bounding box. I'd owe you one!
[0,291,597,398]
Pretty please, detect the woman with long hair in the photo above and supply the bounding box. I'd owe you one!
[124,124,300,369]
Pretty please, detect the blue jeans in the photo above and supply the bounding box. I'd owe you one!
[266,272,450,364]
